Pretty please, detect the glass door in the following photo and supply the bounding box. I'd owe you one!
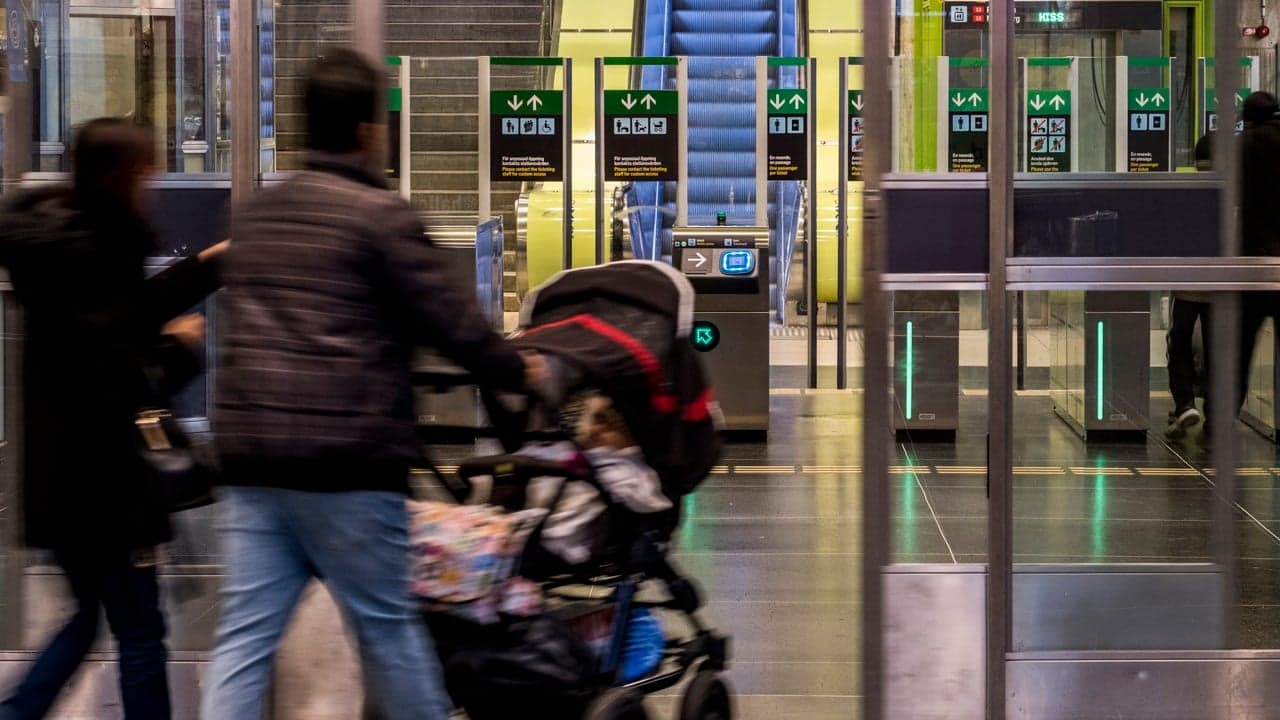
[68,13,177,169]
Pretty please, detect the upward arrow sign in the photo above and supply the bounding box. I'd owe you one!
[527,94,543,110]
[1151,92,1166,108]
[789,94,805,110]
[640,94,658,109]
[1048,94,1066,110]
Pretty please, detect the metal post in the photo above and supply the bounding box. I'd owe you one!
[1069,57,1080,172]
[1212,0,1242,646]
[478,57,491,225]
[837,58,849,389]
[862,0,892,715]
[676,57,689,227]
[230,0,258,204]
[1115,56,1129,171]
[351,0,385,81]
[987,0,1016,714]
[595,58,607,264]
[936,56,950,172]
[806,59,820,390]
[564,58,576,269]
[398,57,412,201]
[754,56,768,228]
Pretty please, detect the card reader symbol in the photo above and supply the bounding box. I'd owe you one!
[719,250,755,276]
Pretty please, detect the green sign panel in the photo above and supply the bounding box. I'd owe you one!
[1026,90,1070,172]
[603,90,678,115]
[767,89,808,180]
[849,90,865,180]
[1026,89,1070,116]
[767,89,807,114]
[948,88,988,172]
[691,320,721,352]
[1128,88,1169,112]
[949,88,989,112]
[490,90,563,116]
[1204,88,1251,112]
[603,90,679,181]
[490,90,565,181]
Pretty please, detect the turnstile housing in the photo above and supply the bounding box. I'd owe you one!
[1050,291,1150,440]
[893,291,960,439]
[1243,319,1280,441]
[673,227,771,435]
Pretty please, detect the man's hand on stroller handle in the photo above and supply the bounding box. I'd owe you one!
[520,350,552,393]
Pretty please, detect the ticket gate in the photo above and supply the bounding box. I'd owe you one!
[673,227,771,435]
[893,292,960,440]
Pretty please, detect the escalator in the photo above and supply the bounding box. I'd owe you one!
[629,0,801,321]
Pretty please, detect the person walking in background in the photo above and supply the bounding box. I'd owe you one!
[201,49,546,720]
[0,119,223,720]
[1224,92,1280,432]
[1166,133,1214,439]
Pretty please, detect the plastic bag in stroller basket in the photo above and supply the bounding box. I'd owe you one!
[408,500,548,623]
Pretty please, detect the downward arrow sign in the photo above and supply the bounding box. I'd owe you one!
[1136,94,1149,107]
[952,92,964,108]
[1029,96,1045,111]
[770,96,785,110]
[507,97,523,111]
[851,96,864,111]
[621,94,637,110]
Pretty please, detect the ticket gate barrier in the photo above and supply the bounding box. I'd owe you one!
[1050,290,1151,441]
[673,227,771,435]
[893,292,960,441]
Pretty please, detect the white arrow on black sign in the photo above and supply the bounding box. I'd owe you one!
[691,252,708,268]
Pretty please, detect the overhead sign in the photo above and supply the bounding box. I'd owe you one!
[948,88,989,172]
[1126,87,1170,172]
[849,90,865,180]
[1026,89,1070,173]
[943,0,1163,31]
[766,89,808,180]
[490,90,564,181]
[603,89,679,181]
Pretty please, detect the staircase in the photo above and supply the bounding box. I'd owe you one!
[630,0,801,319]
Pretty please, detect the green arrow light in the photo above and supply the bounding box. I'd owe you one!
[691,321,721,352]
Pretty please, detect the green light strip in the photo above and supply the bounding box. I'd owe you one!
[1096,321,1105,421]
[906,321,915,420]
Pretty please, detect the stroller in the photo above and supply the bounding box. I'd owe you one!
[413,262,732,720]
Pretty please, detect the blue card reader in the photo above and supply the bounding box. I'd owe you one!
[719,249,756,276]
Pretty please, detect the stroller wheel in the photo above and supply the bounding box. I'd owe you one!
[679,671,733,720]
[584,688,650,720]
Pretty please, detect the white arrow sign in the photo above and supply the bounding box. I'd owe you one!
[1151,92,1165,106]
[1048,94,1066,110]
[640,94,658,109]
[968,92,983,106]
[1029,96,1045,111]
[851,96,864,111]
[789,94,805,110]
[527,94,543,110]
[1135,93,1149,107]
[507,96,524,111]
[621,94,637,110]
[952,92,965,108]
[691,252,708,268]
[770,95,785,110]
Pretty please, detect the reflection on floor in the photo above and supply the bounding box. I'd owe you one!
[4,388,1280,719]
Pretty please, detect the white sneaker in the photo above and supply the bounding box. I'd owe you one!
[1165,406,1202,439]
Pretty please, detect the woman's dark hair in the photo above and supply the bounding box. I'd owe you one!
[1243,91,1280,125]
[304,49,383,153]
[71,118,155,213]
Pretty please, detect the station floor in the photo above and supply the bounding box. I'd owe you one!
[4,327,1280,719]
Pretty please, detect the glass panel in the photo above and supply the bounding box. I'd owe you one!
[1012,289,1231,651]
[890,290,990,563]
[269,0,353,173]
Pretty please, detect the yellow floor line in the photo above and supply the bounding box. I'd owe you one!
[1069,467,1136,476]
[800,466,862,473]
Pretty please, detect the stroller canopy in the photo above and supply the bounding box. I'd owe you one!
[515,262,719,497]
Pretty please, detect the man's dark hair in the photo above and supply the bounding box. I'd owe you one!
[71,118,155,213]
[304,49,383,153]
[1194,133,1212,169]
[1243,91,1279,126]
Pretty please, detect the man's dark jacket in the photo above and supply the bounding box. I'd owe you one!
[0,187,219,550]
[216,154,524,494]
[1242,117,1280,257]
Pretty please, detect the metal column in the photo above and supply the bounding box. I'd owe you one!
[352,0,386,82]
[230,0,259,204]
[861,0,893,717]
[836,58,848,389]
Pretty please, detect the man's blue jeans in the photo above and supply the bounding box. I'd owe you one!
[200,487,451,720]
